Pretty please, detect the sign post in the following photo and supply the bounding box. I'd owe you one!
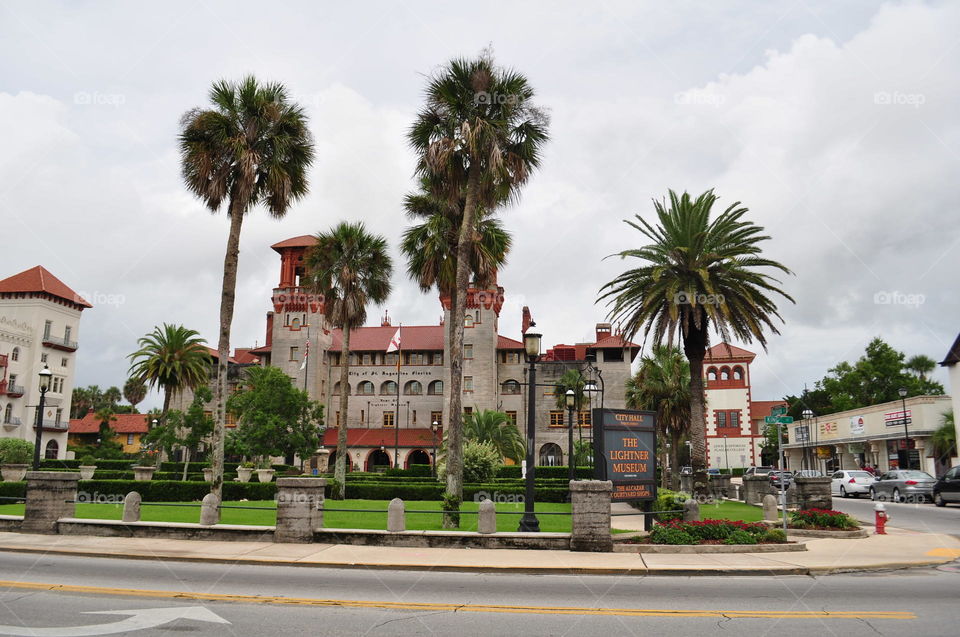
[593,408,657,528]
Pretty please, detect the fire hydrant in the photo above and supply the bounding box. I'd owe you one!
[874,502,888,535]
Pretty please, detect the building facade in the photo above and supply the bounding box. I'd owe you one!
[0,266,90,459]
[68,410,150,455]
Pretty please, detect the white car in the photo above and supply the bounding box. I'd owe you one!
[830,470,875,498]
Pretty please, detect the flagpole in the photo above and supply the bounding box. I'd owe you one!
[395,324,401,469]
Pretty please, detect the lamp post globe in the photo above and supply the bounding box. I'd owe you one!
[32,366,53,469]
[519,330,542,532]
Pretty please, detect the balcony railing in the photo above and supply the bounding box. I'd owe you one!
[2,416,21,427]
[5,383,24,397]
[33,419,68,431]
[42,334,78,352]
[0,354,7,367]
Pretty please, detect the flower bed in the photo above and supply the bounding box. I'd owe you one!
[631,519,788,545]
[789,508,859,531]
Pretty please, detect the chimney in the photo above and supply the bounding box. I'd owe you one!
[595,322,612,342]
[265,312,274,347]
[522,306,533,334]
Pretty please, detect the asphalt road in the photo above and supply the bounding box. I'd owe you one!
[830,496,960,536]
[0,552,957,636]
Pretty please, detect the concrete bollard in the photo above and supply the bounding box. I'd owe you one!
[199,493,220,526]
[477,499,496,534]
[387,498,405,532]
[762,494,779,522]
[682,499,700,522]
[570,480,613,552]
[122,492,141,523]
[275,477,326,543]
[22,471,80,534]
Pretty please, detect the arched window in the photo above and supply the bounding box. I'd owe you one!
[3,404,11,424]
[10,347,19,362]
[539,443,563,467]
[501,380,521,395]
[464,315,474,327]
[332,382,351,395]
[720,367,730,381]
[707,367,718,381]
[357,381,375,395]
[380,381,397,395]
[733,366,744,381]
[405,381,423,395]
[428,380,444,395]
[291,317,300,329]
[44,439,59,459]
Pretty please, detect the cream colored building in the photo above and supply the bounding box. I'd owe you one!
[0,266,90,459]
[941,332,960,461]
[782,394,954,475]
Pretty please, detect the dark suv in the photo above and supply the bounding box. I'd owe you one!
[933,466,960,507]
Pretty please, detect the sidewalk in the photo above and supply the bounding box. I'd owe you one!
[0,527,957,576]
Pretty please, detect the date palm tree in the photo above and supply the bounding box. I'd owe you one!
[905,354,937,381]
[463,409,524,464]
[123,377,147,410]
[305,221,392,499]
[127,324,211,416]
[179,75,315,499]
[626,345,690,489]
[408,51,549,522]
[600,189,793,496]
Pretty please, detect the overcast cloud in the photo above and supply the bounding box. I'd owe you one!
[1,0,957,409]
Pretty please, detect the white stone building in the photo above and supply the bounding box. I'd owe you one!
[0,266,90,459]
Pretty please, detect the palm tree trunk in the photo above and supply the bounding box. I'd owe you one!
[670,429,682,490]
[685,347,708,498]
[211,196,247,505]
[444,163,481,528]
[334,325,351,499]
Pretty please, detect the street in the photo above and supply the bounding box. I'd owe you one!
[0,552,957,636]
[830,497,960,537]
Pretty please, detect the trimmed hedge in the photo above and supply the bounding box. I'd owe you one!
[495,466,594,479]
[0,481,26,500]
[74,480,278,502]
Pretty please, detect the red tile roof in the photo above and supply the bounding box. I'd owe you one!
[232,348,261,365]
[497,335,524,350]
[322,427,438,448]
[271,235,317,252]
[329,325,445,352]
[0,266,91,308]
[705,343,756,361]
[69,412,150,434]
[590,335,640,349]
[749,400,788,421]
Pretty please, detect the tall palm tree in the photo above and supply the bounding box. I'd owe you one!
[102,386,122,406]
[905,354,937,381]
[305,222,392,499]
[599,189,793,495]
[123,377,147,410]
[931,411,956,467]
[179,75,315,499]
[463,409,524,464]
[626,346,691,489]
[127,324,211,416]
[408,52,549,520]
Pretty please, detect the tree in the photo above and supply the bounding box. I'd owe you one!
[463,409,524,464]
[226,366,324,468]
[123,377,147,410]
[905,354,937,382]
[179,75,315,501]
[127,324,211,415]
[172,387,215,480]
[305,222,391,498]
[600,189,793,496]
[409,51,549,525]
[92,408,125,459]
[102,386,122,407]
[625,346,691,489]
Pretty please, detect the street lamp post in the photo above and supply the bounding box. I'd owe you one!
[430,420,439,477]
[519,330,542,532]
[898,387,911,470]
[723,434,729,471]
[32,366,52,470]
[565,389,576,482]
[801,409,814,471]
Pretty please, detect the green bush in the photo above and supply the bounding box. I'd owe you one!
[652,489,686,522]
[651,519,768,544]
[495,465,593,479]
[72,480,277,502]
[724,529,758,545]
[789,508,858,530]
[462,441,500,483]
[763,528,787,543]
[0,481,26,500]
[650,526,696,545]
[0,439,34,465]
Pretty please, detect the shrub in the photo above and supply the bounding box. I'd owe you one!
[651,519,767,544]
[495,465,593,480]
[763,528,787,543]
[0,439,34,465]
[461,441,500,483]
[652,489,687,522]
[650,525,696,545]
[724,529,758,545]
[79,455,96,466]
[789,508,858,530]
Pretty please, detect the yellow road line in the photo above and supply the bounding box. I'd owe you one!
[0,580,914,620]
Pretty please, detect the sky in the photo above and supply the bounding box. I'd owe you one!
[1,0,957,410]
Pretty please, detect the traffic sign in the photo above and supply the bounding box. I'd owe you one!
[771,406,787,417]
[765,415,794,425]
[778,416,793,424]
[765,416,778,424]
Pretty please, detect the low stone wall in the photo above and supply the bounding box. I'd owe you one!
[0,515,22,532]
[794,477,832,510]
[741,475,769,505]
[57,519,275,542]
[315,529,570,550]
[614,542,806,554]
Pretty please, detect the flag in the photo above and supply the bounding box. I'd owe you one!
[300,339,310,370]
[386,328,401,353]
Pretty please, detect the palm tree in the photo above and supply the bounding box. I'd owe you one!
[123,377,147,410]
[599,189,793,495]
[626,346,691,489]
[931,411,956,467]
[102,386,122,406]
[905,354,937,381]
[127,324,211,415]
[305,221,392,499]
[463,409,524,464]
[408,51,549,519]
[179,75,315,499]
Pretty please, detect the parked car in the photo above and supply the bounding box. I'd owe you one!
[769,470,793,488]
[706,468,721,476]
[932,466,960,507]
[679,466,693,476]
[869,470,937,502]
[830,470,875,498]
[794,469,823,478]
[744,466,774,477]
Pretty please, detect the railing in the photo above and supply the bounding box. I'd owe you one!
[2,416,22,427]
[5,383,24,397]
[42,334,78,351]
[33,419,68,431]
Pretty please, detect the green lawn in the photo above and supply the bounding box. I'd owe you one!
[0,499,577,533]
[694,499,773,522]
